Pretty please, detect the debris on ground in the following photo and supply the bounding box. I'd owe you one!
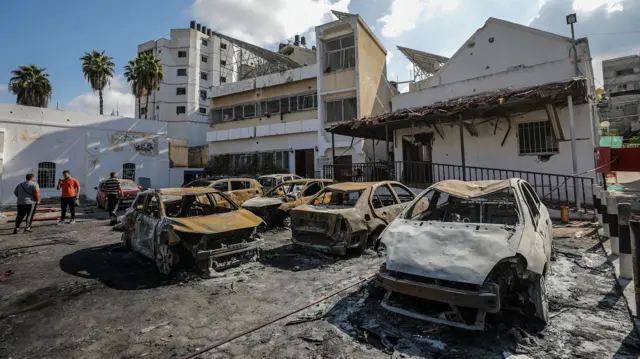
[140,321,170,334]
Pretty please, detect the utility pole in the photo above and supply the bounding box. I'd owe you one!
[566,13,581,208]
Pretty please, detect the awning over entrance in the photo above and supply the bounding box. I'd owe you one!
[326,77,589,140]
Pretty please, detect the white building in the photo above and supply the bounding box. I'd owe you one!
[0,104,171,206]
[328,17,598,206]
[137,21,302,148]
[600,54,640,133]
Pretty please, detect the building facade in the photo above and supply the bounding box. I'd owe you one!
[0,104,171,206]
[601,55,640,134]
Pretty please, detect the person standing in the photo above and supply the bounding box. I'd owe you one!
[13,173,40,234]
[56,170,80,224]
[104,172,123,221]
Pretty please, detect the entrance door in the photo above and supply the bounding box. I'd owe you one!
[334,155,352,182]
[295,149,316,178]
[402,133,433,185]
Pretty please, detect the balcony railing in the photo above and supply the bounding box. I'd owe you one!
[323,161,595,207]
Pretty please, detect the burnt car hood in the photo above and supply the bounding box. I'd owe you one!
[166,209,263,235]
[242,197,284,209]
[291,205,367,233]
[381,220,521,285]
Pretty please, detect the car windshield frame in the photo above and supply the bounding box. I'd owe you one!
[161,191,239,218]
[310,188,364,208]
[120,181,138,190]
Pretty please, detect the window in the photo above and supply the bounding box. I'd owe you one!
[177,68,187,76]
[324,35,356,72]
[201,55,208,63]
[178,51,187,58]
[220,60,227,66]
[300,94,314,110]
[146,195,160,217]
[266,99,280,114]
[517,121,558,155]
[220,76,226,83]
[619,84,628,91]
[313,189,362,207]
[231,181,250,190]
[37,162,56,188]
[200,72,208,80]
[289,96,298,111]
[326,97,357,123]
[213,181,228,192]
[303,182,323,197]
[199,107,207,115]
[140,107,147,115]
[520,183,540,221]
[233,105,243,119]
[372,185,398,209]
[200,90,207,100]
[220,43,227,50]
[176,106,186,114]
[222,108,233,121]
[176,87,186,95]
[122,163,136,181]
[243,104,256,118]
[617,68,634,76]
[201,39,208,46]
[390,184,414,203]
[280,97,289,112]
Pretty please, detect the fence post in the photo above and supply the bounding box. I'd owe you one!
[607,195,619,255]
[630,219,640,315]
[593,184,602,224]
[601,190,610,239]
[618,202,633,279]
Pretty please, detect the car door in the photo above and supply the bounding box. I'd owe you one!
[370,184,402,224]
[521,181,552,260]
[134,194,161,260]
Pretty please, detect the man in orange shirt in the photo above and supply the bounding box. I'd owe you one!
[56,170,80,224]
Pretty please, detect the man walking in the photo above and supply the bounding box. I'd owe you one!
[56,170,80,224]
[104,172,123,222]
[13,173,40,234]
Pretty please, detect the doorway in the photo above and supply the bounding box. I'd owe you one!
[295,149,315,178]
[402,132,433,185]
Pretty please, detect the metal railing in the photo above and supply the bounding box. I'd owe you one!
[323,161,595,207]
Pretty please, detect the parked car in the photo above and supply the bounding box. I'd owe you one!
[257,174,302,191]
[290,181,417,255]
[374,179,552,330]
[95,179,141,209]
[121,188,264,276]
[241,179,334,228]
[183,177,263,206]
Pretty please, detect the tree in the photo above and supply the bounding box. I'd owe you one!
[80,50,115,115]
[8,65,52,108]
[124,58,143,118]
[124,53,164,119]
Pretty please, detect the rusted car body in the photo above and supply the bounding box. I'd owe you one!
[257,174,302,192]
[290,181,418,255]
[121,188,264,276]
[376,179,552,330]
[183,178,263,206]
[242,179,334,228]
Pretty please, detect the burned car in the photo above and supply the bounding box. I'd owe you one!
[121,188,264,276]
[290,181,417,255]
[183,177,263,206]
[375,179,552,330]
[241,179,334,228]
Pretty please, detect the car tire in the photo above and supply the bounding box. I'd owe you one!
[533,273,549,324]
[155,243,179,276]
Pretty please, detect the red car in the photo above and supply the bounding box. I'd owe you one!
[95,179,141,209]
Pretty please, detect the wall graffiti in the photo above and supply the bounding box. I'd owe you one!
[110,131,158,156]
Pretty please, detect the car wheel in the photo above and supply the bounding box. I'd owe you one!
[155,243,179,276]
[533,273,549,324]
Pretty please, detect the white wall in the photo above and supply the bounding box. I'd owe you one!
[0,104,170,206]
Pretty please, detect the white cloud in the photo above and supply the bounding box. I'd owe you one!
[66,75,135,118]
[572,0,624,13]
[386,50,394,64]
[377,0,459,38]
[190,0,350,46]
[0,83,7,92]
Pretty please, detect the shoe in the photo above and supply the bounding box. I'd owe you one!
[13,229,17,235]
[57,220,64,225]
[24,227,32,233]
[69,219,76,224]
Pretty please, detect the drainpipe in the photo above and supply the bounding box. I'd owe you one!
[568,95,580,209]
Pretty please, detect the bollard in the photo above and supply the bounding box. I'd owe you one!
[630,219,640,315]
[560,206,569,224]
[594,185,602,224]
[618,203,633,279]
[607,196,619,255]
[601,190,610,238]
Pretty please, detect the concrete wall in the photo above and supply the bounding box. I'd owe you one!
[211,78,317,108]
[322,69,356,93]
[210,65,317,99]
[0,104,170,206]
[168,138,188,168]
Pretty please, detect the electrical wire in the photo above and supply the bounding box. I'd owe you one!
[541,158,616,199]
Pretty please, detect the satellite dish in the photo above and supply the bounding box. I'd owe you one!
[600,121,610,128]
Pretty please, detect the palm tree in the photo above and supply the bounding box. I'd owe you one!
[8,65,53,108]
[139,52,164,120]
[80,50,115,115]
[124,58,143,118]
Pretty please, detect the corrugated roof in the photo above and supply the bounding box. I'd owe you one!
[397,46,449,75]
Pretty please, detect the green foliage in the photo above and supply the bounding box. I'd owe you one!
[8,65,52,107]
[81,50,115,115]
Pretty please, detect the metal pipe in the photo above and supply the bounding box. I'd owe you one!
[459,114,466,181]
[568,95,580,209]
[607,195,619,255]
[331,132,336,165]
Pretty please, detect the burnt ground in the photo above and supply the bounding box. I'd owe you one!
[0,210,639,359]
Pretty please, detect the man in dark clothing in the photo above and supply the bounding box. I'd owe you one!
[14,173,40,234]
[56,170,81,224]
[104,172,123,221]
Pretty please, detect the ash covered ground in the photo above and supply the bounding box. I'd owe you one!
[0,212,639,358]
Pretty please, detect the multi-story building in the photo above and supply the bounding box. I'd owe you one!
[205,11,394,177]
[601,55,640,133]
[137,21,301,148]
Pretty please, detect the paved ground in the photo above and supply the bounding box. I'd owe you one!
[1,209,639,358]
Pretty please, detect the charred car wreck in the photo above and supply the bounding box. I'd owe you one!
[375,179,552,330]
[290,181,420,255]
[241,179,334,228]
[121,188,264,276]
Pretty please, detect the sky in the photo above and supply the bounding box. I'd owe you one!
[1,0,639,117]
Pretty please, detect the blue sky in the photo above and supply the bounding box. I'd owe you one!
[1,0,638,117]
